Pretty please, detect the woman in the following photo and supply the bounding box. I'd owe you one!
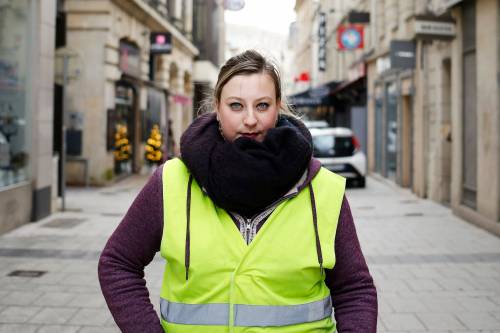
[98,50,377,332]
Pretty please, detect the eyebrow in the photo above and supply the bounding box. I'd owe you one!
[225,96,273,101]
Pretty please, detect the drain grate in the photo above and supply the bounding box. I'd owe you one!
[357,206,375,210]
[101,212,123,217]
[404,212,424,217]
[7,270,47,278]
[400,200,418,204]
[43,218,86,229]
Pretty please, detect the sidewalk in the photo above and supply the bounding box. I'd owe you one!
[0,174,499,332]
[349,178,500,332]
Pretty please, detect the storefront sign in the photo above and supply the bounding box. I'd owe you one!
[337,25,364,50]
[150,32,172,54]
[119,40,141,77]
[318,12,327,72]
[348,11,370,24]
[415,19,456,39]
[390,40,416,70]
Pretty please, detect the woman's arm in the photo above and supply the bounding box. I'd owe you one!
[98,166,164,333]
[325,195,378,332]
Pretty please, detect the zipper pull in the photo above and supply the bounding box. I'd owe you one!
[245,219,252,244]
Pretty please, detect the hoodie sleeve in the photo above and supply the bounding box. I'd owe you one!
[325,195,378,332]
[98,166,164,333]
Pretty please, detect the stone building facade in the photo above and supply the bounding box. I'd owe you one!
[0,0,57,233]
[366,0,499,234]
[290,0,500,235]
[61,0,198,185]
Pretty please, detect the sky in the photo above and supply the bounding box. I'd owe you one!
[224,0,297,36]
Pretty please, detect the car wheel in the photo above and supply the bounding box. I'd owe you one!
[357,177,366,188]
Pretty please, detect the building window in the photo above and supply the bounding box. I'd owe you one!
[0,0,32,187]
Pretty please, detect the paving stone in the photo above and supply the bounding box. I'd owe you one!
[66,293,106,308]
[36,325,81,333]
[0,291,43,306]
[405,278,443,292]
[29,307,79,325]
[374,278,412,292]
[34,284,68,293]
[456,296,500,312]
[33,292,75,307]
[0,324,38,333]
[0,306,41,323]
[419,297,469,313]
[68,308,110,326]
[435,277,476,291]
[458,312,500,330]
[417,313,466,330]
[77,326,120,332]
[32,273,69,285]
[381,313,426,331]
[60,273,99,287]
[384,296,428,312]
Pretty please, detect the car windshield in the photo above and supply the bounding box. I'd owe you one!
[312,134,354,157]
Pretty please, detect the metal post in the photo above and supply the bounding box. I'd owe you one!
[61,55,69,211]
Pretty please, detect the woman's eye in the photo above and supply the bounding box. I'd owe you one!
[229,102,243,111]
[256,102,269,111]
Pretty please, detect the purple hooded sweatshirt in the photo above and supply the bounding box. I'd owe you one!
[98,161,378,332]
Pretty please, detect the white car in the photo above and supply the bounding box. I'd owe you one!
[310,127,367,187]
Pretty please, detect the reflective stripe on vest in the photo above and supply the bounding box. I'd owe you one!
[160,295,332,327]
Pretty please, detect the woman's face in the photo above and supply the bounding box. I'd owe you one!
[216,73,280,142]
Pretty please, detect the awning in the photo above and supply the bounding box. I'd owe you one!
[330,76,366,102]
[288,81,340,107]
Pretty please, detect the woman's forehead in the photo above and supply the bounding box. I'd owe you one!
[222,73,276,98]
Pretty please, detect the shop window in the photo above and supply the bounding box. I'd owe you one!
[0,0,31,187]
[109,84,135,175]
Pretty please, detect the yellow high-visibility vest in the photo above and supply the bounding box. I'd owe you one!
[160,158,345,332]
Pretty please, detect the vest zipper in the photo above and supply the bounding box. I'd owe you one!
[234,192,300,245]
[244,219,252,245]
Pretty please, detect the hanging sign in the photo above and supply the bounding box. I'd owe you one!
[318,12,327,71]
[414,19,456,40]
[390,40,416,70]
[150,32,172,54]
[337,25,364,50]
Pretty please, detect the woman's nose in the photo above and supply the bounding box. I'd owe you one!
[243,110,257,126]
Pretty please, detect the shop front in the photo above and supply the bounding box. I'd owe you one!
[108,82,136,175]
[371,41,416,187]
[0,0,31,188]
[1,0,56,233]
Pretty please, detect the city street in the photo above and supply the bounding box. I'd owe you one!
[0,173,499,332]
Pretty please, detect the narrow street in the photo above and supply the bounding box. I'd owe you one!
[0,173,499,332]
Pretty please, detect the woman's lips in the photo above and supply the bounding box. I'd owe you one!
[240,133,259,139]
